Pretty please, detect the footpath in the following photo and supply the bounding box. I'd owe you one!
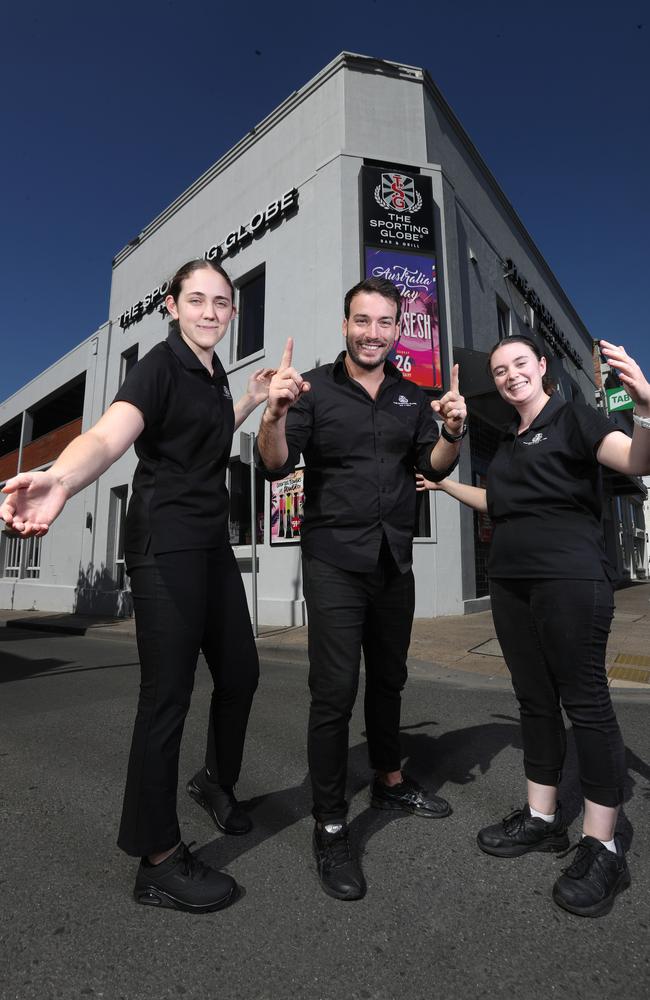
[1,581,649,689]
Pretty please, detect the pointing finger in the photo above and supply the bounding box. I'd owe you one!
[450,363,459,394]
[279,337,293,370]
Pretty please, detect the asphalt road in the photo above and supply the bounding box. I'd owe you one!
[1,626,649,1000]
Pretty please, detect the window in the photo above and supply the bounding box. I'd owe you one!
[24,536,42,579]
[107,485,128,588]
[2,533,22,578]
[120,346,138,385]
[236,268,265,361]
[1,532,42,579]
[496,299,510,340]
[227,458,265,545]
[414,490,432,539]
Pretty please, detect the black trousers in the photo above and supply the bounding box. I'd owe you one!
[302,547,415,823]
[489,577,625,807]
[118,546,259,857]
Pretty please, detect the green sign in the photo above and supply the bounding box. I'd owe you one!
[606,387,634,413]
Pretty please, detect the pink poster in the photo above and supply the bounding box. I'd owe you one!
[364,248,442,390]
[270,468,304,546]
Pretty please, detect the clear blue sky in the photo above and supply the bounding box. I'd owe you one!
[1,0,648,402]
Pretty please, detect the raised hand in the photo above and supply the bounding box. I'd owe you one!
[0,471,69,537]
[266,338,311,419]
[246,367,278,406]
[431,363,467,434]
[599,341,650,414]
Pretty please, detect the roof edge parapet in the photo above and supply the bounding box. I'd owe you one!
[111,53,422,269]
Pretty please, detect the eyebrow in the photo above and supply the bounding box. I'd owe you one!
[493,354,529,368]
[186,291,230,300]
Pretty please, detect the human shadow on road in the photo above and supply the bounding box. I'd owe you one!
[0,646,139,683]
[196,714,647,870]
[196,714,524,869]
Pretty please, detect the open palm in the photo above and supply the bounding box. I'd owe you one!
[1,472,69,536]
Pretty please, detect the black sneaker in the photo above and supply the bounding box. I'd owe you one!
[552,835,631,917]
[313,823,366,901]
[133,842,238,913]
[477,803,569,858]
[187,768,252,835]
[370,774,451,818]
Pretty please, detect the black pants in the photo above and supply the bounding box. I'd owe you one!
[118,546,259,857]
[489,577,625,807]
[302,547,415,823]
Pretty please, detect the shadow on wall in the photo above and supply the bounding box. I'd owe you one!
[74,562,133,618]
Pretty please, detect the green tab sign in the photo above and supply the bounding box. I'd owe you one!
[606,387,634,413]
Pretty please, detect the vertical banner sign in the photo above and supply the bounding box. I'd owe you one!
[361,166,442,390]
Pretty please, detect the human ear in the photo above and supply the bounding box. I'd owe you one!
[165,294,179,320]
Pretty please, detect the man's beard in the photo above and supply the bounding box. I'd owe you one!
[345,336,392,371]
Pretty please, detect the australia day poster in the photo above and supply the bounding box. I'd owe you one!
[364,248,442,390]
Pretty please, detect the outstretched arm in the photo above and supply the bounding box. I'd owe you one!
[596,341,650,475]
[1,401,144,536]
[416,473,488,512]
[257,337,311,470]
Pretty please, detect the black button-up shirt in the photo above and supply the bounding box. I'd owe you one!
[255,353,454,573]
[486,392,617,579]
[113,332,234,554]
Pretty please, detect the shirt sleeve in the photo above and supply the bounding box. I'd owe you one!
[254,389,314,481]
[571,402,622,460]
[413,393,459,482]
[112,347,171,429]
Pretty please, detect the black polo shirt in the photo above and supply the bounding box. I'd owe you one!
[255,352,455,573]
[486,392,618,580]
[113,332,234,554]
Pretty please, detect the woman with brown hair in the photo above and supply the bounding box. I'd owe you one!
[418,334,650,917]
[1,258,277,913]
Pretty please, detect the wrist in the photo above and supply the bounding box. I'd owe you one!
[262,404,286,426]
[633,409,650,430]
[440,422,467,443]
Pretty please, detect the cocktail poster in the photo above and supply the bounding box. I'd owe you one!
[270,468,304,546]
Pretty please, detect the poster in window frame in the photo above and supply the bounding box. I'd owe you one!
[270,468,305,546]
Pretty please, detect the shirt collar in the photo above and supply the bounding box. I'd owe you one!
[166,331,226,379]
[332,351,402,385]
[506,391,566,437]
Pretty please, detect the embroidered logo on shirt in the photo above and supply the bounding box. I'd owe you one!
[222,387,232,399]
[521,432,547,446]
[393,394,417,407]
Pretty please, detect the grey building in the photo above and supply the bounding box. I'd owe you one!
[0,52,645,621]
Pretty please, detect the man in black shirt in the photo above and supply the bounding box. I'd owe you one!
[256,278,467,900]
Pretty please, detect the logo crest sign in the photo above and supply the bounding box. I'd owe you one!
[375,173,423,214]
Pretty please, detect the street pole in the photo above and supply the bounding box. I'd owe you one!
[249,431,258,638]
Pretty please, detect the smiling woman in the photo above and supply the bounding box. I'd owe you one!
[418,332,650,919]
[0,257,283,915]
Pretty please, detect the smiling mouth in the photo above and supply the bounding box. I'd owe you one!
[508,381,528,390]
